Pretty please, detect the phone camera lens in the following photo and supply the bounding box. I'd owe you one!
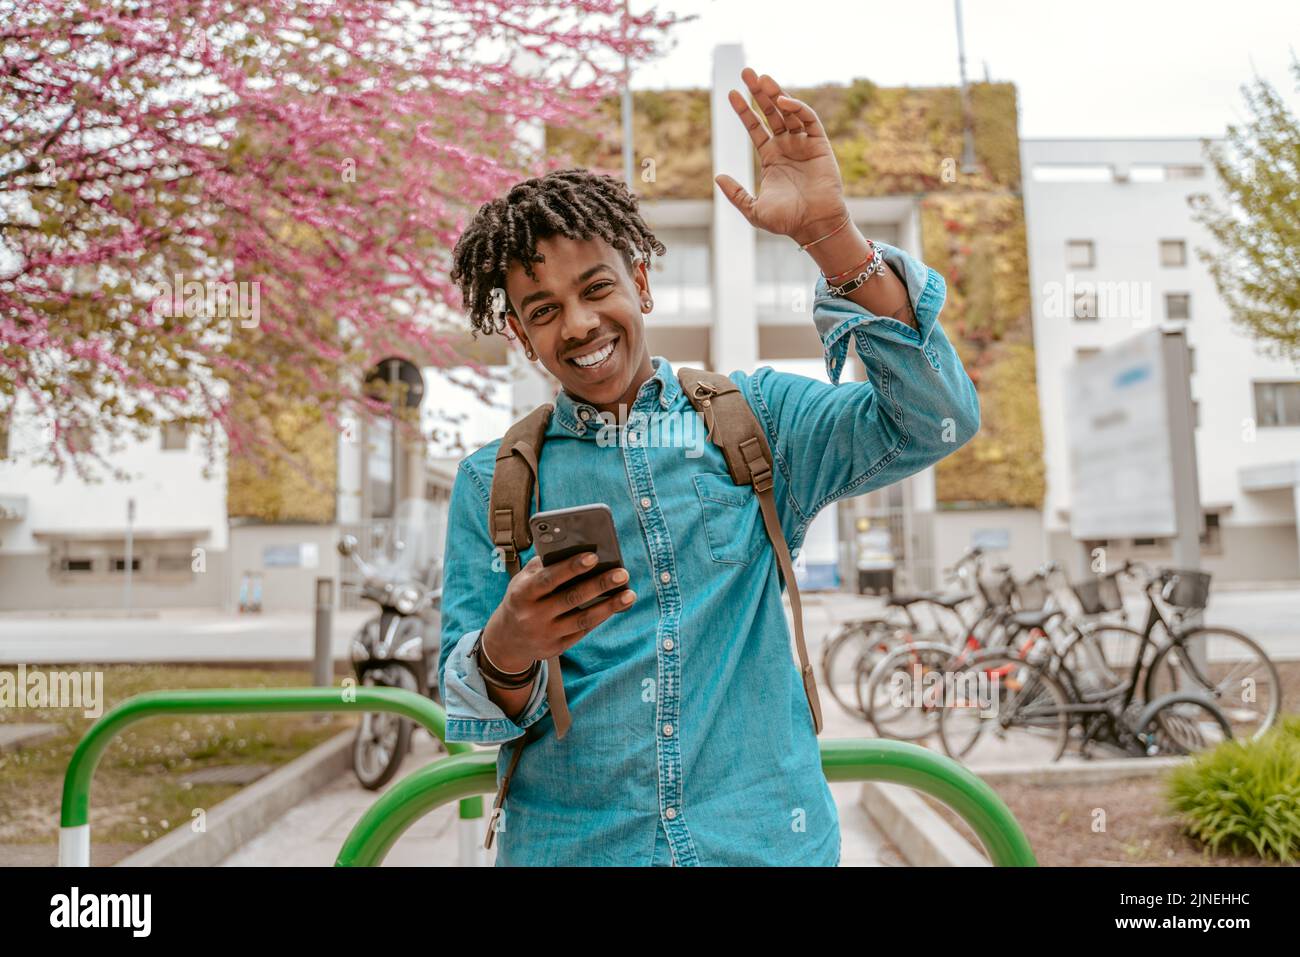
[537,522,548,531]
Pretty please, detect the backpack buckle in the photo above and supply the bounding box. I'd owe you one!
[739,437,773,492]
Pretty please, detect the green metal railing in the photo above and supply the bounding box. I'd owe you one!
[57,686,477,866]
[60,687,1036,867]
[336,737,1037,866]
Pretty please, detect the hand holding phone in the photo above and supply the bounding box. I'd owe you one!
[480,504,636,672]
[530,504,627,611]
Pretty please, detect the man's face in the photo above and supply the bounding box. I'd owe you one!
[504,235,654,411]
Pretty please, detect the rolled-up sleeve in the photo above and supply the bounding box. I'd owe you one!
[740,240,980,526]
[438,459,550,744]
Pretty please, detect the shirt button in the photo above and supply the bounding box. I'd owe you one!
[663,723,673,736]
[662,638,673,651]
[640,496,651,509]
[665,807,677,820]
[660,571,671,584]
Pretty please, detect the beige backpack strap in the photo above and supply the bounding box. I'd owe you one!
[677,367,824,735]
[482,402,569,852]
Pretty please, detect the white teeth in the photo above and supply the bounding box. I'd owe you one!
[572,340,616,368]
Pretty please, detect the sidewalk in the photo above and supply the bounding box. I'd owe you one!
[219,730,905,866]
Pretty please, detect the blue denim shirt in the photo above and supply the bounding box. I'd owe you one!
[438,242,979,866]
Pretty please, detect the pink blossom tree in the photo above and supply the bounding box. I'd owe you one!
[0,0,681,477]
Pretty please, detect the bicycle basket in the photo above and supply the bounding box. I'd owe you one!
[1160,568,1212,610]
[1071,573,1123,616]
[977,572,1015,606]
[1015,574,1049,611]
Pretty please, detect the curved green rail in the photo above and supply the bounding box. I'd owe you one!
[59,687,477,865]
[336,737,1037,867]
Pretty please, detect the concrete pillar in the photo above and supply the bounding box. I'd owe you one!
[709,44,758,373]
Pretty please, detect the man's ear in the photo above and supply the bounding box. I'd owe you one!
[505,312,532,355]
[630,254,651,301]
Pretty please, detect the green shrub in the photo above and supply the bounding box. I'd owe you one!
[1167,715,1300,863]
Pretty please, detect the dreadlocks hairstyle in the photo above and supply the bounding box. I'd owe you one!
[450,167,667,338]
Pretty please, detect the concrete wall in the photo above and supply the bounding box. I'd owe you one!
[933,508,1046,581]
[226,524,344,613]
[1047,524,1300,584]
[0,549,228,612]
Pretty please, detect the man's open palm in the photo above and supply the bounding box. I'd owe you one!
[714,67,847,242]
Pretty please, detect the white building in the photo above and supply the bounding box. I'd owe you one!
[1023,138,1300,581]
[0,404,229,610]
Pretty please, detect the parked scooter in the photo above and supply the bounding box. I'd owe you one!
[337,509,444,789]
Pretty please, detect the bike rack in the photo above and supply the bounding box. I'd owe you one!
[57,687,479,867]
[60,688,1036,867]
[335,737,1038,867]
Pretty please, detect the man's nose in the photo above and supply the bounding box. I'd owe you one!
[560,302,601,340]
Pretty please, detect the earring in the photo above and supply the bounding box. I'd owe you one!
[642,299,653,312]
[524,345,536,361]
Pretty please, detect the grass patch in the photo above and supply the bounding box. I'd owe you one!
[0,665,353,850]
[1167,714,1300,864]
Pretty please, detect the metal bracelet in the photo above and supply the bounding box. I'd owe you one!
[825,243,888,297]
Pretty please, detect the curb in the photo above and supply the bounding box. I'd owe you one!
[971,756,1190,787]
[859,781,990,867]
[115,729,354,867]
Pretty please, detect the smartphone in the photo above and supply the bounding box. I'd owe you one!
[529,504,627,611]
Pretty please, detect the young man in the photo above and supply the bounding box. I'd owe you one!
[441,68,980,866]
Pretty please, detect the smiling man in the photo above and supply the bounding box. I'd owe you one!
[441,68,980,866]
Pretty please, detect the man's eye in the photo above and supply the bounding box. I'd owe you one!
[587,281,614,295]
[529,305,556,323]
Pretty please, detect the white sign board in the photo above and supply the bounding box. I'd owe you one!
[1064,329,1177,540]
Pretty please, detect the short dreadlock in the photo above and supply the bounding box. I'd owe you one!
[450,167,667,338]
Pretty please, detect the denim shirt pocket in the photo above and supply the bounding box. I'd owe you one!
[693,472,764,566]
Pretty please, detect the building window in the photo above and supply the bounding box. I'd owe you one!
[1165,293,1191,320]
[1253,381,1300,427]
[112,557,142,572]
[1200,512,1222,551]
[1065,240,1094,269]
[60,558,94,573]
[1159,239,1186,267]
[1166,164,1205,179]
[1075,347,1101,363]
[1073,290,1098,320]
[161,421,188,451]
[1133,537,1158,548]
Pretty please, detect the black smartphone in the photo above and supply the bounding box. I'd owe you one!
[529,504,627,611]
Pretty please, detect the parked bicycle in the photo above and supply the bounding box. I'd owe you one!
[936,562,1274,762]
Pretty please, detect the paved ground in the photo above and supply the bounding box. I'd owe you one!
[0,608,373,665]
[2,587,1296,666]
[6,587,1293,866]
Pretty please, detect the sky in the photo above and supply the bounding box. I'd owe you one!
[631,0,1300,138]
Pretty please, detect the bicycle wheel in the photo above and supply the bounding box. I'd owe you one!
[822,620,894,717]
[858,640,956,741]
[1144,627,1280,740]
[938,651,1071,764]
[1136,694,1233,756]
[1059,625,1146,699]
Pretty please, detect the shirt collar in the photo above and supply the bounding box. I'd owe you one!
[552,355,680,438]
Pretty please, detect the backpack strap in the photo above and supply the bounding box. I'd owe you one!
[483,402,571,852]
[677,367,824,736]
